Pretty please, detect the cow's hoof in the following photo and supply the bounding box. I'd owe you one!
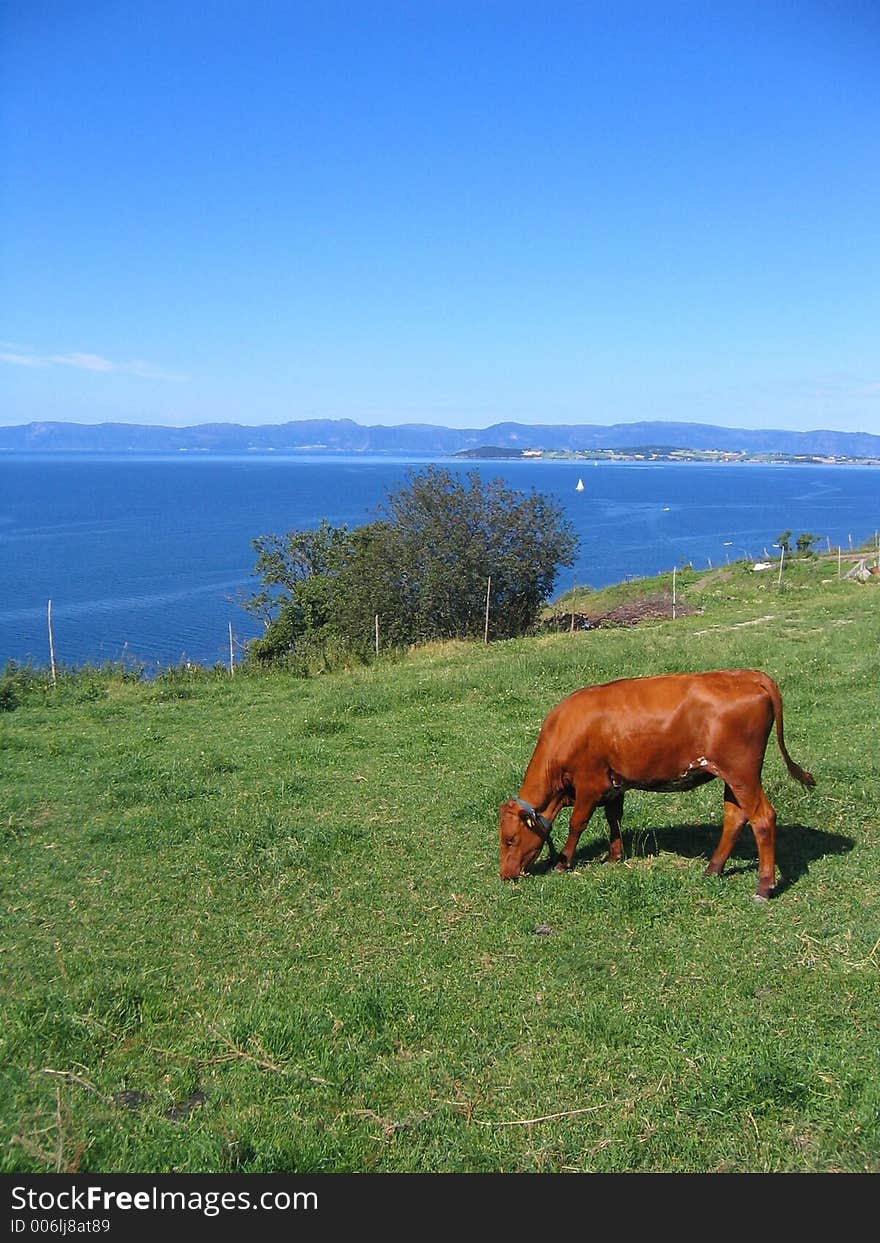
[554,858,569,872]
[752,891,771,903]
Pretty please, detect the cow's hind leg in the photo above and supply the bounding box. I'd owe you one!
[747,788,778,901]
[705,784,748,880]
[711,780,778,900]
[604,792,625,863]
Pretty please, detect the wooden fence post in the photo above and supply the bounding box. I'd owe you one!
[228,622,235,676]
[374,613,379,656]
[484,577,491,644]
[47,599,57,687]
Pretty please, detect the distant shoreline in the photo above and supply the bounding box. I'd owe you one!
[2,417,879,461]
[453,446,880,466]
[1,446,879,466]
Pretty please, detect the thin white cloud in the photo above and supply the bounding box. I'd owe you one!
[1,346,187,381]
[51,352,116,372]
[0,350,46,368]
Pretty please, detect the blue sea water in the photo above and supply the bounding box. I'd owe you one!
[0,453,877,671]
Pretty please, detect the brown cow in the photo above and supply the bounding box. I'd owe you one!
[498,669,815,900]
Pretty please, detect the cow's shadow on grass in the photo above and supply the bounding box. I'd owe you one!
[542,822,854,894]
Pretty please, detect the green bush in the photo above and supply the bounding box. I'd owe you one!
[243,467,578,666]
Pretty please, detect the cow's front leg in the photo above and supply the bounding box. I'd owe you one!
[555,790,599,871]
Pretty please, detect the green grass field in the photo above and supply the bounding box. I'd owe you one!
[2,554,879,1172]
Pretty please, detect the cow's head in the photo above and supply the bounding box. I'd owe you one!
[498,797,550,879]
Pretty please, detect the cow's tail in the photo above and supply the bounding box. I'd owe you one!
[758,673,816,789]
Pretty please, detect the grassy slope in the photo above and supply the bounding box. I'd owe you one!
[2,558,879,1173]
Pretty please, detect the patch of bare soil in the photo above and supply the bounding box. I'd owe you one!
[543,594,697,632]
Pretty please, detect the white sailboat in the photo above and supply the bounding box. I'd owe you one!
[575,478,584,492]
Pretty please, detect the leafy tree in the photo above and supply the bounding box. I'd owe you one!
[776,530,792,553]
[243,519,356,662]
[796,532,821,556]
[243,467,578,663]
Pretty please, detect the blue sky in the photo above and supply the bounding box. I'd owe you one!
[1,1,878,432]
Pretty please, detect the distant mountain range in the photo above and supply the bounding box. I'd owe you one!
[1,418,879,458]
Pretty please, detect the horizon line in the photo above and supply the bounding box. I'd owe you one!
[2,415,879,438]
